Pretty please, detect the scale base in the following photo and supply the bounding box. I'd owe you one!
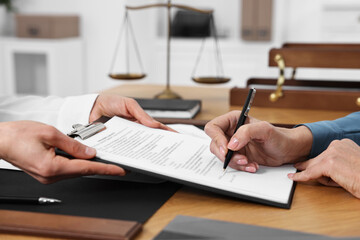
[154,88,182,99]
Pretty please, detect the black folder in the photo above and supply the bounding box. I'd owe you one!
[0,169,180,239]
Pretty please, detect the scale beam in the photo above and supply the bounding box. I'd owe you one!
[126,3,213,14]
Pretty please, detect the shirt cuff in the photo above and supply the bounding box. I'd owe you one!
[297,122,343,158]
[57,94,99,133]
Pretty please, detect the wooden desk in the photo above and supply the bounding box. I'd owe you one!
[2,84,359,240]
[104,84,353,125]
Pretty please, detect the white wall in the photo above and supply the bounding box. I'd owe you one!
[283,0,360,81]
[12,0,360,95]
[16,0,138,93]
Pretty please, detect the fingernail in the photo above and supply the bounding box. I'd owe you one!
[236,159,248,165]
[228,138,239,149]
[219,146,226,155]
[288,173,294,179]
[85,147,96,156]
[245,166,256,173]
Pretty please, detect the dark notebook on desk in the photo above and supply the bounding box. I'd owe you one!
[135,98,201,119]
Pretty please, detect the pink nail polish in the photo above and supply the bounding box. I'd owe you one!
[220,146,226,155]
[237,159,247,165]
[245,166,256,173]
[229,138,239,149]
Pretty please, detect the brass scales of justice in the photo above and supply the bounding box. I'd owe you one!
[108,0,230,99]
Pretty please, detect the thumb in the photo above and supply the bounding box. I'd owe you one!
[45,130,96,159]
[228,121,274,151]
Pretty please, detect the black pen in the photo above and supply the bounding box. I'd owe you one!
[0,196,62,204]
[223,88,256,172]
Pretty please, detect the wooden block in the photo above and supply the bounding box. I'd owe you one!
[16,14,79,39]
[0,210,142,240]
[246,78,360,89]
[269,43,360,69]
[230,87,360,111]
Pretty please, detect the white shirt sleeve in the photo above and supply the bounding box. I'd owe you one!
[0,94,98,133]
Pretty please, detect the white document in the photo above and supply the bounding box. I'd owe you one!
[167,124,210,140]
[78,117,296,207]
[0,160,20,171]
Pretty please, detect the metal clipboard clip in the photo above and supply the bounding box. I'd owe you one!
[67,122,106,140]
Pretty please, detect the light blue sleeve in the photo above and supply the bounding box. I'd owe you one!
[299,112,360,158]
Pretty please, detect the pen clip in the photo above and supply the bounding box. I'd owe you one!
[244,88,256,116]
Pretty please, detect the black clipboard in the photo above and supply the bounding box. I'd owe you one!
[66,116,296,209]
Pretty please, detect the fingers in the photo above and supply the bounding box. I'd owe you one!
[112,97,174,131]
[208,130,229,161]
[125,98,174,131]
[41,127,97,159]
[30,155,126,184]
[288,160,327,182]
[211,149,259,173]
[290,147,334,183]
[90,94,173,131]
[228,121,274,151]
[53,155,126,177]
[205,111,240,139]
[228,158,259,173]
[205,112,267,173]
[205,111,241,160]
[294,160,312,171]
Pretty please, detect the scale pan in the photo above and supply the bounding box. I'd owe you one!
[109,73,146,80]
[192,76,230,84]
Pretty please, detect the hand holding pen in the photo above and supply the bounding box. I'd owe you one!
[222,88,256,172]
[205,87,317,175]
[204,88,257,173]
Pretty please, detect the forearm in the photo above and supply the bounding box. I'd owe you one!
[302,112,360,158]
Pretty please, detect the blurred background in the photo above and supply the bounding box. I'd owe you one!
[1,0,360,97]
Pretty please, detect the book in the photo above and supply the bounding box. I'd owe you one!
[77,116,297,208]
[135,98,201,119]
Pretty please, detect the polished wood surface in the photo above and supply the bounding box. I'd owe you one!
[2,84,358,240]
[230,87,360,111]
